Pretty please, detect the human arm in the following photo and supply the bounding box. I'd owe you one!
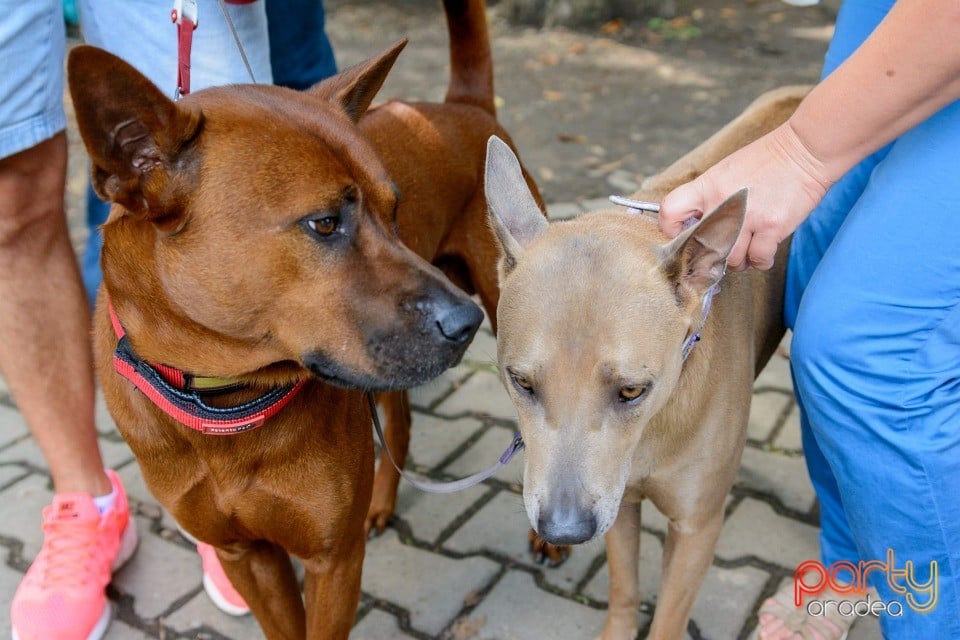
[658,0,960,270]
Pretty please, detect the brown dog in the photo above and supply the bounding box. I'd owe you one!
[483,85,809,639]
[68,1,540,637]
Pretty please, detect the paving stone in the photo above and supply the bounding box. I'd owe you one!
[606,169,639,193]
[691,564,769,640]
[362,529,500,636]
[393,480,491,544]
[0,474,53,560]
[715,498,820,570]
[406,414,484,470]
[408,363,471,409]
[112,516,202,619]
[103,618,149,639]
[579,197,616,213]
[747,390,792,443]
[442,426,525,485]
[0,404,29,448]
[547,202,583,220]
[443,491,604,592]
[738,447,815,513]
[95,391,122,437]
[774,404,803,451]
[457,570,608,640]
[352,608,418,639]
[0,463,27,489]
[116,462,181,532]
[755,351,793,391]
[1,558,23,634]
[462,328,498,369]
[642,500,670,535]
[0,436,48,470]
[434,369,517,422]
[97,436,137,470]
[165,589,263,639]
[582,530,663,610]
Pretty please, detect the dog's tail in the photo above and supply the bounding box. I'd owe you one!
[443,0,496,116]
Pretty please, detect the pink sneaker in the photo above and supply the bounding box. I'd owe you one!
[196,541,250,616]
[10,469,138,640]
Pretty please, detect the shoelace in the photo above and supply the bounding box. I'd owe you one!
[37,516,103,587]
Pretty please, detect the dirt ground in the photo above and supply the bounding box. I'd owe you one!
[323,0,835,204]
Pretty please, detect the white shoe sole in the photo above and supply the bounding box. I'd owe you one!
[202,573,251,617]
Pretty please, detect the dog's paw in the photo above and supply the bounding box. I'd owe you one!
[528,528,571,567]
[364,508,392,537]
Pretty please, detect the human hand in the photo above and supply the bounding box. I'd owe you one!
[658,122,832,270]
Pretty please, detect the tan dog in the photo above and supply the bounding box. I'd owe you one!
[483,85,809,639]
[68,1,540,637]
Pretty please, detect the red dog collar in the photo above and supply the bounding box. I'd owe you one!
[108,302,304,435]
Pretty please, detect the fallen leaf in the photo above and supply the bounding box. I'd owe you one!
[600,19,624,35]
[557,133,587,144]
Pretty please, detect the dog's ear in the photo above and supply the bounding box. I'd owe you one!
[308,39,407,122]
[68,45,201,230]
[484,136,548,276]
[659,188,747,294]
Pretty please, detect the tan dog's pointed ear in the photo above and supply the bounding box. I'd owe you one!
[660,188,747,295]
[68,45,201,229]
[484,136,547,276]
[308,39,407,122]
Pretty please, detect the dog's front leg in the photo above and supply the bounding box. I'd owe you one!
[599,500,642,640]
[367,391,411,535]
[303,536,366,639]
[647,512,724,640]
[216,541,305,639]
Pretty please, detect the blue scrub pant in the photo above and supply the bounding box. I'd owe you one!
[784,0,960,636]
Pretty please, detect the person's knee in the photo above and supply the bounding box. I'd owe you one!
[0,134,68,247]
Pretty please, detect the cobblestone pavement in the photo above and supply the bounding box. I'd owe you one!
[2,2,884,639]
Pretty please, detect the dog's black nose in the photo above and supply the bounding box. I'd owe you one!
[435,301,483,344]
[537,510,597,545]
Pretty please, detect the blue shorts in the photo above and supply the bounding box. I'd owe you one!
[0,0,67,159]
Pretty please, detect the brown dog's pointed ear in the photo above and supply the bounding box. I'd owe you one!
[308,39,407,122]
[660,188,747,295]
[484,136,548,277]
[68,45,201,226]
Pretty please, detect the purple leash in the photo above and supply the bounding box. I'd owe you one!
[366,393,524,494]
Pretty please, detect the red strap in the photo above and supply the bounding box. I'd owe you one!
[176,18,196,96]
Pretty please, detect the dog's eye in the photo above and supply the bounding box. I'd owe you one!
[619,385,647,403]
[510,372,534,394]
[307,216,340,237]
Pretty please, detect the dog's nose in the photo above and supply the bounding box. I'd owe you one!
[536,477,597,545]
[537,510,597,546]
[435,300,483,344]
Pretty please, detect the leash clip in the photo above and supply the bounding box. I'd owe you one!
[171,0,198,27]
[609,195,661,215]
[500,434,525,464]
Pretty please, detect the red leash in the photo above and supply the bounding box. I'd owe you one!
[171,0,259,98]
